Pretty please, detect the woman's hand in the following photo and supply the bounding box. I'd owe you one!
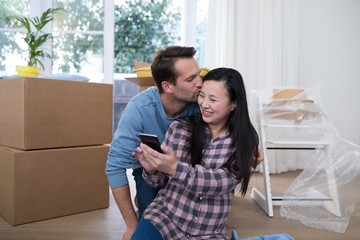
[133,146,157,175]
[135,143,178,175]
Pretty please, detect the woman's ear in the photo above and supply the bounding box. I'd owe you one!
[231,103,236,111]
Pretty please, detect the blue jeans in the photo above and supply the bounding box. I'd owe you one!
[231,229,295,240]
[132,167,159,218]
[131,217,162,240]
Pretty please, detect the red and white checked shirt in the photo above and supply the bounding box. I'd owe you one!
[142,118,239,240]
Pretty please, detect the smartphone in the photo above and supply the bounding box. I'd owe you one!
[139,133,163,153]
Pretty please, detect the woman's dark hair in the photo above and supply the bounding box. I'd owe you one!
[151,46,196,93]
[188,67,259,196]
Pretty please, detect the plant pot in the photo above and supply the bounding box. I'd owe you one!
[16,65,41,77]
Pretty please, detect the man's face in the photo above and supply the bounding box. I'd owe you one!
[171,58,202,103]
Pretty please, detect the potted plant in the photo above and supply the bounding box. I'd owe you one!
[12,7,64,77]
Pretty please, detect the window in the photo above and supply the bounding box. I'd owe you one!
[0,0,107,81]
[52,0,105,82]
[0,0,29,75]
[1,0,208,81]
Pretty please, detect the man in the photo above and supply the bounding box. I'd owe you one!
[106,46,202,240]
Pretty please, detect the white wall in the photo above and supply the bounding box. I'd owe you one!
[298,0,360,145]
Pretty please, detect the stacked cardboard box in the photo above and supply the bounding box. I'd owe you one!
[0,77,113,225]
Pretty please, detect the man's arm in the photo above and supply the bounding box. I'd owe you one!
[112,185,138,240]
[106,101,142,239]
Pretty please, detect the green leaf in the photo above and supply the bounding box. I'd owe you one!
[11,7,64,68]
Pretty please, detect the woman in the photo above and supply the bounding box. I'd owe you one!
[132,68,260,240]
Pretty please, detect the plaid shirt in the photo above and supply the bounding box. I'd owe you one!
[142,119,239,240]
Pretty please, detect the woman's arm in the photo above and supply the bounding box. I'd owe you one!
[170,161,239,197]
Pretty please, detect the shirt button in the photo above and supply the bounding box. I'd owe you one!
[186,234,190,238]
[199,196,202,200]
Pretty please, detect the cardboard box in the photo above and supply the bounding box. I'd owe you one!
[0,77,113,150]
[126,61,155,92]
[0,144,110,225]
[126,76,156,92]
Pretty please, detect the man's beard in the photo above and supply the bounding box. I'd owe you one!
[173,93,197,103]
[173,88,198,103]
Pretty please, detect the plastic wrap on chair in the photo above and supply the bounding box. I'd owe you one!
[258,84,325,125]
[280,135,360,233]
[255,84,334,144]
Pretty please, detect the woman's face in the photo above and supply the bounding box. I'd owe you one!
[198,80,235,127]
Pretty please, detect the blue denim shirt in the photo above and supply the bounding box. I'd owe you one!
[105,87,199,188]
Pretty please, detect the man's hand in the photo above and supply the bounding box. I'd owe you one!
[111,186,138,240]
[122,228,136,240]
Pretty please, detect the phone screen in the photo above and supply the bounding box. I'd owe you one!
[139,133,163,153]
